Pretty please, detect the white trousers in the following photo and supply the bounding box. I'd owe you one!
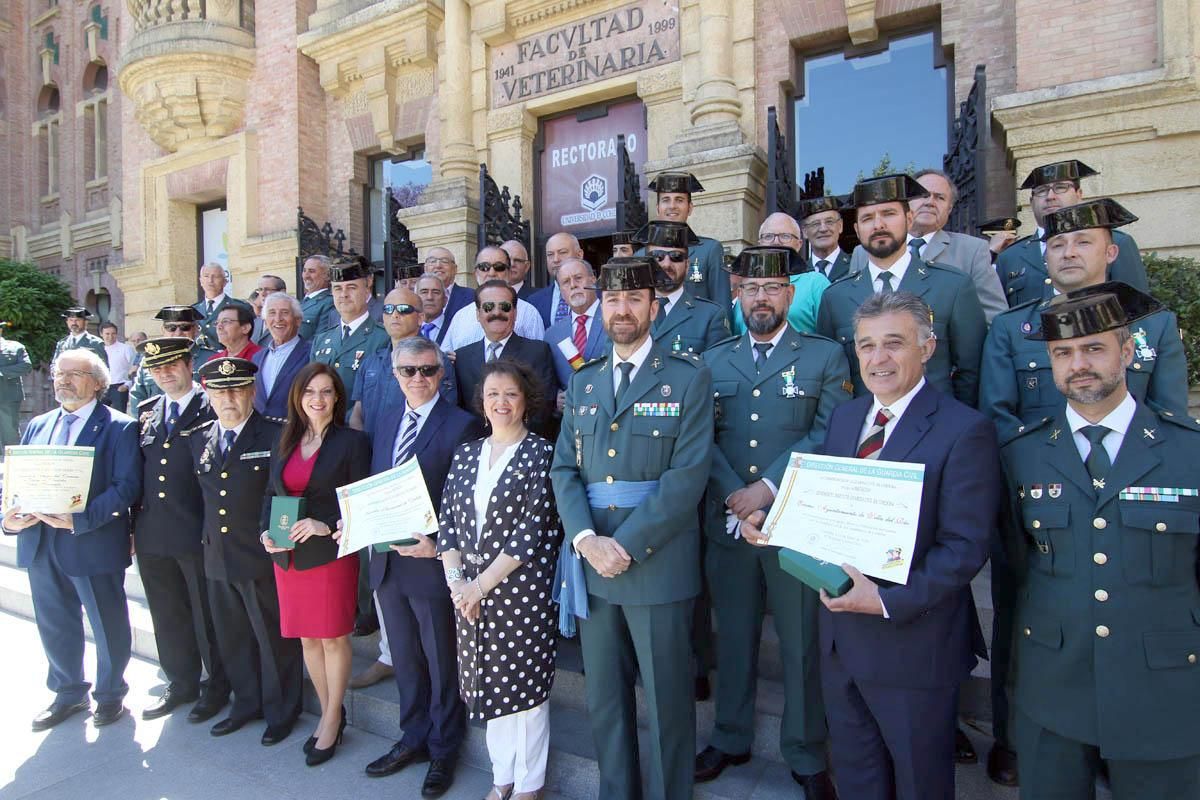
[485,701,551,792]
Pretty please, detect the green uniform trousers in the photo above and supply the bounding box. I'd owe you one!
[0,402,19,448]
[578,595,695,800]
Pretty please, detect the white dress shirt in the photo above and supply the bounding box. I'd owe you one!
[906,232,936,259]
[443,299,546,351]
[1065,391,1135,465]
[216,416,249,445]
[571,299,601,340]
[1036,227,1047,257]
[339,311,370,339]
[481,334,515,364]
[392,393,440,464]
[473,435,524,540]
[811,247,843,273]
[164,386,198,418]
[304,287,329,302]
[858,377,927,450]
[104,342,137,386]
[867,251,914,294]
[203,293,227,313]
[657,286,686,319]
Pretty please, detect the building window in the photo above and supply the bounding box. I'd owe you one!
[794,31,948,194]
[366,148,431,263]
[36,85,62,197]
[82,62,108,182]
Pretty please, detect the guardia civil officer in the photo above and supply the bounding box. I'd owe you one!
[309,258,390,403]
[644,172,731,309]
[636,219,729,355]
[132,337,230,722]
[550,257,714,800]
[129,306,219,407]
[190,357,303,744]
[695,246,846,799]
[0,321,32,448]
[997,160,1149,306]
[52,307,108,366]
[799,196,853,282]
[1001,285,1200,799]
[816,174,986,406]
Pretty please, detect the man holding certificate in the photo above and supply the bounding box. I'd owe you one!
[747,290,1000,800]
[3,349,141,731]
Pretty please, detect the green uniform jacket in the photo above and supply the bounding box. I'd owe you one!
[819,250,854,284]
[1001,406,1200,761]
[997,230,1149,308]
[686,236,731,309]
[816,260,987,406]
[128,340,218,408]
[730,272,830,336]
[299,290,336,341]
[652,290,729,356]
[981,298,1188,439]
[704,329,851,541]
[550,341,714,606]
[52,332,108,366]
[309,317,391,396]
[0,339,32,403]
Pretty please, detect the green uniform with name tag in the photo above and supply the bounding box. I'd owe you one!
[308,318,390,399]
[703,327,851,776]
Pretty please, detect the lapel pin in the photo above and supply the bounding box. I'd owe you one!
[584,384,593,394]
[1143,428,1156,440]
[1021,322,1032,333]
[1093,478,1106,490]
[661,384,672,397]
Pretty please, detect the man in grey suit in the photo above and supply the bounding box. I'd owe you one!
[851,169,1007,323]
[544,257,608,393]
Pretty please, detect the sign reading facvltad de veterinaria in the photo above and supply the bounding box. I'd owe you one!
[490,0,681,108]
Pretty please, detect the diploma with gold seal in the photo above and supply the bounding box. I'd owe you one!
[2,445,95,515]
[335,457,438,556]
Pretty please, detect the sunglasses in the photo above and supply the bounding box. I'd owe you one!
[649,250,688,263]
[475,262,509,273]
[480,301,514,313]
[395,365,441,378]
[162,323,196,333]
[382,303,418,315]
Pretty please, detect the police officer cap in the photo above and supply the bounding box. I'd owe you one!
[198,356,258,389]
[1040,198,1137,241]
[329,257,372,283]
[647,172,705,195]
[1019,159,1099,190]
[848,174,929,209]
[393,260,424,281]
[155,305,204,323]
[138,336,195,368]
[724,246,794,279]
[1026,281,1163,342]
[590,257,659,292]
[61,307,93,319]
[633,220,700,249]
[611,230,636,246]
[798,195,844,220]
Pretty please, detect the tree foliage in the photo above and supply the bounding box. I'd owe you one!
[0,259,74,367]
[1144,252,1200,386]
[856,152,918,182]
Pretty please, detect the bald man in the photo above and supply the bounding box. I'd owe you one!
[729,213,831,335]
[529,232,583,327]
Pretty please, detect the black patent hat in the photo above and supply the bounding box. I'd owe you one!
[155,305,204,323]
[589,257,659,292]
[329,257,372,283]
[797,195,844,219]
[647,172,704,195]
[198,356,258,389]
[980,216,1022,233]
[634,220,700,248]
[723,246,794,279]
[62,307,92,319]
[1040,198,1137,241]
[848,174,929,209]
[611,230,636,246]
[393,261,424,281]
[1026,281,1163,342]
[1019,159,1099,190]
[138,336,195,368]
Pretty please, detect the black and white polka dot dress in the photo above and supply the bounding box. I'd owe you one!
[436,434,561,721]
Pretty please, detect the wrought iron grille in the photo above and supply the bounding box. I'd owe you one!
[944,65,986,236]
[765,105,797,217]
[477,164,531,251]
[615,133,648,234]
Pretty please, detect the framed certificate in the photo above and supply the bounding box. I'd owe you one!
[2,446,95,515]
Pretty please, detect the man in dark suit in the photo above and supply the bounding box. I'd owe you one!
[424,248,473,323]
[3,349,141,730]
[193,263,245,345]
[453,281,556,431]
[52,307,109,366]
[131,337,230,722]
[501,239,538,301]
[749,290,1001,800]
[528,232,583,327]
[190,357,303,745]
[543,257,608,391]
[251,292,309,422]
[997,160,1149,307]
[361,335,486,797]
[799,196,853,282]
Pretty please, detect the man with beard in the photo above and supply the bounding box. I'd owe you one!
[129,306,219,407]
[52,307,108,366]
[638,220,729,356]
[730,213,830,336]
[299,255,337,340]
[694,247,847,799]
[611,230,636,259]
[643,171,731,309]
[999,286,1200,800]
[997,160,1149,307]
[976,199,1187,787]
[817,174,986,406]
[551,257,713,800]
[800,197,853,282]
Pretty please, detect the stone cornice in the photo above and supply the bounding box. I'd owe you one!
[504,0,607,28]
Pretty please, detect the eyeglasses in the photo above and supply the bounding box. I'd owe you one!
[740,283,789,297]
[648,250,688,263]
[424,256,454,266]
[51,369,93,381]
[480,301,514,313]
[162,323,196,333]
[382,303,418,315]
[475,262,509,273]
[510,257,529,265]
[801,219,839,232]
[1031,182,1076,198]
[758,232,800,243]
[395,364,441,378]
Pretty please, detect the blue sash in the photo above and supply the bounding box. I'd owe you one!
[585,479,661,509]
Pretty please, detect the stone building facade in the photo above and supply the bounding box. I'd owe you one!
[1,0,1197,336]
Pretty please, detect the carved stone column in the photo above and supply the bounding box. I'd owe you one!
[691,0,741,128]
[439,0,476,179]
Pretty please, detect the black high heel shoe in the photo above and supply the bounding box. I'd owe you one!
[305,707,347,767]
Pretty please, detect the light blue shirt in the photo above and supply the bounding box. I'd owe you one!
[730,271,830,336]
[260,335,302,396]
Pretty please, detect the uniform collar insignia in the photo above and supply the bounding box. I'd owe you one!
[1144,428,1156,440]
[1050,428,1062,440]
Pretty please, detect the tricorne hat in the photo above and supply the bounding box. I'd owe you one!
[1025,281,1162,342]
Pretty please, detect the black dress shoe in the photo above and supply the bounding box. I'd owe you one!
[143,688,199,721]
[694,746,751,783]
[694,675,712,702]
[210,712,262,737]
[954,727,978,764]
[793,770,839,800]
[366,742,430,778]
[31,700,90,732]
[261,720,295,746]
[352,614,380,637]
[986,742,1019,787]
[421,756,457,798]
[93,702,127,727]
[187,693,228,723]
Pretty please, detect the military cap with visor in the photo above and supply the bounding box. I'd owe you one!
[647,171,705,195]
[589,257,660,293]
[848,173,930,209]
[1025,281,1163,342]
[138,336,195,368]
[61,307,93,319]
[1019,159,1099,190]
[198,356,258,389]
[634,220,700,249]
[155,305,205,323]
[1039,198,1137,241]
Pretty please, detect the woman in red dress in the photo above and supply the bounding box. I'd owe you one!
[260,362,370,766]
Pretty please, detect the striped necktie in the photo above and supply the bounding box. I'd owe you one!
[857,408,894,460]
[573,315,589,355]
[394,410,419,466]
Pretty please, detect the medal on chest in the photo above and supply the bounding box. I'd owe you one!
[672,334,683,353]
[688,256,704,283]
[780,365,799,398]
[1131,327,1157,361]
[352,350,365,371]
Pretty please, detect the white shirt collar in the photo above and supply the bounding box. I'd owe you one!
[614,334,653,372]
[60,398,98,426]
[205,293,226,307]
[749,324,788,351]
[868,250,913,287]
[484,332,514,351]
[811,247,842,267]
[511,280,525,293]
[218,416,250,439]
[1065,391,1136,439]
[406,392,440,419]
[907,229,940,244]
[305,287,329,300]
[572,299,600,323]
[869,377,926,427]
[269,333,301,352]
[340,311,370,336]
[164,385,198,411]
[659,285,686,313]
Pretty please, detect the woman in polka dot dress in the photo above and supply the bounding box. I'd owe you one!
[437,360,561,800]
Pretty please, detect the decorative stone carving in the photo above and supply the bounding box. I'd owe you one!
[844,0,878,46]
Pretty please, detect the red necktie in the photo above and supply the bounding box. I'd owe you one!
[857,408,893,459]
[573,314,588,356]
